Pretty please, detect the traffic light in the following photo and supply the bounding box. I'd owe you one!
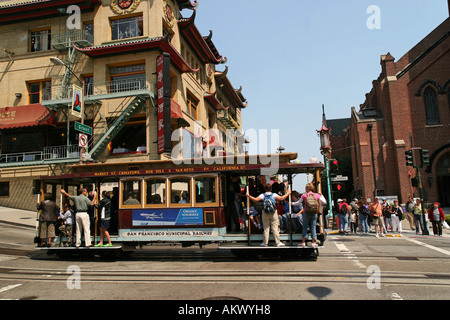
[420,149,429,167]
[330,159,339,173]
[332,183,344,192]
[405,150,414,167]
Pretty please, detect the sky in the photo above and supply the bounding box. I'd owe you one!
[189,0,449,191]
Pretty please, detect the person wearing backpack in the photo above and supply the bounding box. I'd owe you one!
[246,184,291,247]
[299,183,326,248]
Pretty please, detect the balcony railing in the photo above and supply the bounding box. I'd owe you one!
[52,30,93,51]
[0,145,81,164]
[43,78,155,102]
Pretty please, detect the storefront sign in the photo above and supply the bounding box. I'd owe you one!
[157,52,172,154]
[132,208,204,226]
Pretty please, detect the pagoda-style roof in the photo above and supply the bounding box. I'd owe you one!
[204,92,228,111]
[73,34,199,74]
[215,66,248,109]
[0,0,101,25]
[175,0,198,10]
[178,9,226,65]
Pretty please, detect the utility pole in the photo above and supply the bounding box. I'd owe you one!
[405,147,430,235]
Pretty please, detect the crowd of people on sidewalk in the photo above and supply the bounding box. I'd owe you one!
[336,196,448,237]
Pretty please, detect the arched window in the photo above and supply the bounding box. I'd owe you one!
[424,87,440,125]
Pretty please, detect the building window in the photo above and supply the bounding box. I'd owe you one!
[84,22,94,45]
[111,15,143,40]
[83,76,93,96]
[170,177,191,205]
[28,80,51,104]
[30,29,51,52]
[0,182,9,197]
[145,178,167,206]
[424,87,440,125]
[110,63,145,93]
[186,91,199,120]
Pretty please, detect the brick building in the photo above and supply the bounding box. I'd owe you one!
[0,0,248,210]
[348,11,450,206]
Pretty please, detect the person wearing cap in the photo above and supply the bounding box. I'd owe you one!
[370,197,385,238]
[428,202,445,236]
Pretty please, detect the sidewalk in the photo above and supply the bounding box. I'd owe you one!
[328,217,450,238]
[0,206,37,229]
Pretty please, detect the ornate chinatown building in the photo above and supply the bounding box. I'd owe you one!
[0,0,247,210]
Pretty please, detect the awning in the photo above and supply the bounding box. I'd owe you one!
[171,99,190,127]
[0,104,55,130]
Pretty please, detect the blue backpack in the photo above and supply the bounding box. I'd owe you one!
[263,193,276,213]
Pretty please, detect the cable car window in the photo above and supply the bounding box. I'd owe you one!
[146,178,166,206]
[194,176,217,205]
[121,179,142,207]
[170,178,191,205]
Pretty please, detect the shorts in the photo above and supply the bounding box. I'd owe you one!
[100,218,110,229]
[372,216,384,225]
[39,221,55,238]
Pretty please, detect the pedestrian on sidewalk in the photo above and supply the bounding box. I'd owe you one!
[413,198,426,235]
[405,196,416,231]
[390,200,403,236]
[370,197,385,238]
[428,202,445,236]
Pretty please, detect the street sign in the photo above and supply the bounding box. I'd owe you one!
[78,133,88,148]
[331,175,348,182]
[75,122,92,135]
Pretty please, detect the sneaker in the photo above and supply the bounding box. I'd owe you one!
[103,244,113,247]
[375,234,380,238]
[277,242,286,247]
[94,243,103,247]
[299,242,306,248]
[260,243,268,247]
[312,243,318,248]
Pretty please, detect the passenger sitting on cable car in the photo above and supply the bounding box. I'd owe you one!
[247,205,262,230]
[123,191,140,205]
[179,191,189,203]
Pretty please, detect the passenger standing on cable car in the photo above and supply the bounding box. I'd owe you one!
[227,174,242,233]
[61,188,96,247]
[246,184,291,247]
[94,191,112,247]
[300,183,326,248]
[36,193,59,247]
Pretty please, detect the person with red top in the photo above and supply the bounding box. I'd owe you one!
[428,202,445,236]
[338,198,350,234]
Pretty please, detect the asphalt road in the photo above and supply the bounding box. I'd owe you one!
[0,221,449,304]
